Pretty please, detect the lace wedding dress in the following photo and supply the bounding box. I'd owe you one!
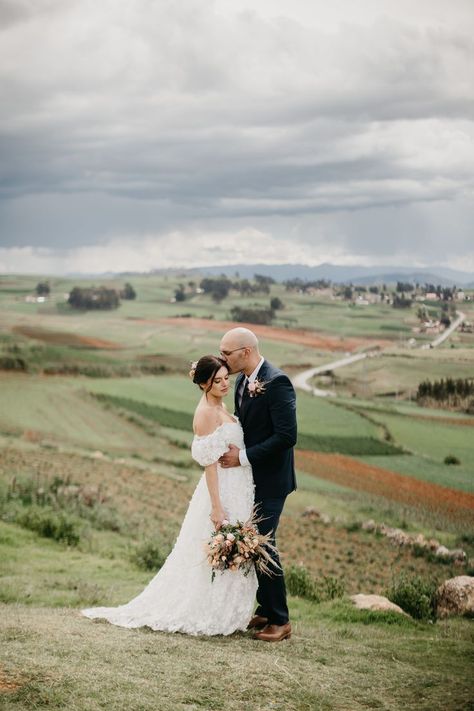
[82,419,257,635]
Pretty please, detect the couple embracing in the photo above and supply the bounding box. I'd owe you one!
[83,327,297,642]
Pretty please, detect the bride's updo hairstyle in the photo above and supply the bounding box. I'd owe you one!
[190,355,228,394]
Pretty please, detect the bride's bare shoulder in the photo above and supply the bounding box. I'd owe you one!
[193,406,221,436]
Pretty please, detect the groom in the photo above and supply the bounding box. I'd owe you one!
[219,327,297,642]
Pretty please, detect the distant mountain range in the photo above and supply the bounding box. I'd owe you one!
[174,263,474,287]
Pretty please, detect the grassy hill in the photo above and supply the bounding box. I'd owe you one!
[1,273,473,710]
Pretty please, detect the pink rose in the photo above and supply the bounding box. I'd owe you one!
[226,533,235,542]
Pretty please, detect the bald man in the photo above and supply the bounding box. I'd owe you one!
[219,327,297,642]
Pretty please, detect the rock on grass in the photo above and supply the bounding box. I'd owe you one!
[350,594,409,616]
[436,576,474,618]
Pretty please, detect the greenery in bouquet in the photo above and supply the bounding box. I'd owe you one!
[205,514,280,582]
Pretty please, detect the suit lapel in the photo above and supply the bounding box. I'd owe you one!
[240,360,269,422]
[234,372,245,416]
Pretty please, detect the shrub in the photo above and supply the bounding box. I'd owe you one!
[36,281,50,296]
[67,501,124,532]
[412,544,452,565]
[230,306,274,325]
[0,355,27,371]
[344,521,362,533]
[386,573,437,621]
[6,475,49,506]
[286,564,320,601]
[270,297,284,310]
[131,540,167,571]
[120,282,136,300]
[68,286,120,310]
[320,575,345,600]
[15,506,80,546]
[444,454,461,465]
[200,277,232,302]
[459,532,474,545]
[285,565,345,603]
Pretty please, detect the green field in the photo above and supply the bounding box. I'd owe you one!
[332,349,474,398]
[366,412,474,466]
[1,272,473,711]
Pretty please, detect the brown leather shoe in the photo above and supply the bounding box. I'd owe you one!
[253,622,292,642]
[247,615,268,630]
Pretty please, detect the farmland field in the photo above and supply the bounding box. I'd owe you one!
[1,272,473,710]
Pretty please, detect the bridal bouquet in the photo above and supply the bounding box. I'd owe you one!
[205,514,280,582]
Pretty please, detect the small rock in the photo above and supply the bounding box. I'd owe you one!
[435,545,451,558]
[350,594,409,616]
[320,513,331,524]
[361,519,377,531]
[436,576,474,618]
[384,527,411,546]
[302,506,321,518]
[91,450,105,459]
[412,533,429,548]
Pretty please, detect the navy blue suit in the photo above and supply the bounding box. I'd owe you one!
[235,359,297,625]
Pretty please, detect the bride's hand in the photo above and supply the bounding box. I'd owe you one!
[210,505,227,530]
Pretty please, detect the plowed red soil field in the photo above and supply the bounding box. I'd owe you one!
[159,317,391,352]
[296,450,474,524]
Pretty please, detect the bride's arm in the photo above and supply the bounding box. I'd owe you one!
[205,463,226,530]
[194,408,226,529]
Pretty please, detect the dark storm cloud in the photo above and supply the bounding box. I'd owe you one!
[0,0,473,271]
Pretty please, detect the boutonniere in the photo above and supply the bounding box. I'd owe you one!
[247,378,267,397]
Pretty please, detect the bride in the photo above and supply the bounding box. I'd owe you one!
[82,355,257,635]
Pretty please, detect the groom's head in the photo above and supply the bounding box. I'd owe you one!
[219,327,260,375]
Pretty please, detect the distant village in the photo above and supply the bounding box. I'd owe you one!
[23,276,473,335]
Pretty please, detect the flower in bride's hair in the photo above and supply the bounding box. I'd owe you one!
[188,360,198,379]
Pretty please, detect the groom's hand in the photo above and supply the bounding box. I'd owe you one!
[219,444,240,468]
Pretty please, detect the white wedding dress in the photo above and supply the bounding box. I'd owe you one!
[82,419,257,635]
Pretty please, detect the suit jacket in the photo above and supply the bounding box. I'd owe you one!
[235,359,297,500]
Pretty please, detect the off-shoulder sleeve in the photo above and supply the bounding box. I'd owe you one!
[191,430,229,467]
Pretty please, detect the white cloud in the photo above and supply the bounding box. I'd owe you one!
[1,217,474,275]
[0,228,332,274]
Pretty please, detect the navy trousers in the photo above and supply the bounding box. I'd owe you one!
[254,496,289,626]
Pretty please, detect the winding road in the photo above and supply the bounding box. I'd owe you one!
[293,310,467,397]
[420,310,466,349]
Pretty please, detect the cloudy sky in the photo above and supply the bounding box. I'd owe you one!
[1,0,473,274]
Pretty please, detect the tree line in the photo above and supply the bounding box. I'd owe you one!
[175,274,276,303]
[68,283,136,310]
[416,378,474,412]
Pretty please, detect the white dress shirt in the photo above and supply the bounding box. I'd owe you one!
[238,356,265,467]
